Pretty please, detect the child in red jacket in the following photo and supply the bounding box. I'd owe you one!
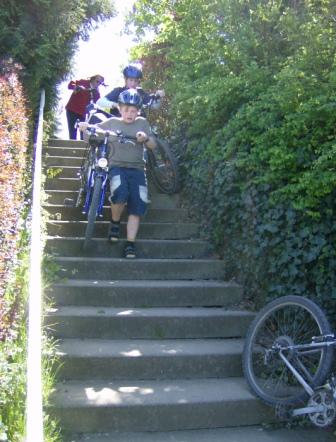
[65,74,104,139]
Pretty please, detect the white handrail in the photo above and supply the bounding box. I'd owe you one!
[25,89,45,442]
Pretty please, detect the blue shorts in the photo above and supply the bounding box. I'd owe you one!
[109,167,149,216]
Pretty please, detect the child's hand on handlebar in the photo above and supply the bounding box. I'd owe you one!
[155,90,165,98]
[136,131,149,143]
[78,122,89,132]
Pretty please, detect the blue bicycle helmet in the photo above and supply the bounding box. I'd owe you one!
[123,65,143,79]
[118,88,143,108]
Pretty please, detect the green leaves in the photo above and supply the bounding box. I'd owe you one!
[0,0,115,117]
[129,0,336,320]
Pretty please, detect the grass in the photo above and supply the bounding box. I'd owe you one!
[0,226,62,442]
[0,231,29,441]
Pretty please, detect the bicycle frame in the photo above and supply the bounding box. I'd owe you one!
[273,335,336,398]
[243,295,336,427]
[75,130,110,249]
[81,137,109,218]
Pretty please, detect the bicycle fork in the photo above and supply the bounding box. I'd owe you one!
[82,171,108,216]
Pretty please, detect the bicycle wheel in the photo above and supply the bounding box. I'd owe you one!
[83,176,103,249]
[147,138,179,194]
[243,295,334,406]
[76,144,95,208]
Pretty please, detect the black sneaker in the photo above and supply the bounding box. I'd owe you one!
[108,222,120,242]
[124,242,136,259]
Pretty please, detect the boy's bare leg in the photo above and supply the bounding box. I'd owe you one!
[127,214,140,241]
[111,203,125,222]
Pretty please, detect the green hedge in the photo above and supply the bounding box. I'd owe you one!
[130,0,336,319]
[0,0,115,123]
[0,1,115,439]
[0,60,30,442]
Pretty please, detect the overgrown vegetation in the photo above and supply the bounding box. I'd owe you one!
[129,0,336,318]
[0,62,29,440]
[0,1,115,439]
[0,0,115,130]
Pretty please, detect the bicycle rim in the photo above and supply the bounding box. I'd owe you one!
[77,144,95,209]
[148,139,179,194]
[83,176,103,249]
[243,295,333,405]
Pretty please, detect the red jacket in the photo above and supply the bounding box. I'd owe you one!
[65,79,100,117]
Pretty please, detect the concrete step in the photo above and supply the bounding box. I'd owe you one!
[45,190,180,209]
[48,279,243,308]
[45,205,190,222]
[45,177,169,194]
[56,338,244,380]
[47,139,87,148]
[45,177,81,191]
[53,257,225,280]
[44,155,83,168]
[64,426,336,442]
[46,306,253,339]
[44,166,170,198]
[49,377,273,433]
[47,221,198,240]
[45,165,80,179]
[45,146,87,157]
[46,238,213,259]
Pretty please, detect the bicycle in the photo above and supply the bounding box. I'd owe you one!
[142,94,180,194]
[75,128,137,249]
[74,87,110,140]
[243,295,336,428]
[92,94,180,194]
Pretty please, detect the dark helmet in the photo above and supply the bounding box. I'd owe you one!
[118,88,143,108]
[123,65,143,79]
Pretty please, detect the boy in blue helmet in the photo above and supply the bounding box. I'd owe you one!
[96,64,165,116]
[79,89,156,259]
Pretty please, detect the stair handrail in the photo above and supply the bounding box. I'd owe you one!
[25,88,45,442]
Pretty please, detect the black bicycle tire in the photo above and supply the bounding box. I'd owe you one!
[83,176,103,249]
[147,138,179,194]
[77,144,95,207]
[243,295,334,406]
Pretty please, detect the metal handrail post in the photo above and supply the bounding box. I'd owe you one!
[25,89,45,442]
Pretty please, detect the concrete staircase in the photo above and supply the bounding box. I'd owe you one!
[43,139,274,440]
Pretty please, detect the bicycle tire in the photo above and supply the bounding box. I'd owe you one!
[83,176,103,249]
[243,295,334,406]
[147,138,179,194]
[77,144,95,208]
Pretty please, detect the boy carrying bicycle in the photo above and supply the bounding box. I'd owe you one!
[78,88,156,259]
[96,64,164,117]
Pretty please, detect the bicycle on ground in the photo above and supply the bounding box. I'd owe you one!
[243,295,336,428]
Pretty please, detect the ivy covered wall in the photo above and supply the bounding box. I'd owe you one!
[129,0,336,318]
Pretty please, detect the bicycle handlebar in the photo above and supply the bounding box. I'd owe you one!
[87,127,138,144]
[142,94,162,109]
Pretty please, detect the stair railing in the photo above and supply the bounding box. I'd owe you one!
[25,88,45,442]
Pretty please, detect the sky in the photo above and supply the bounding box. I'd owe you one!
[56,0,136,137]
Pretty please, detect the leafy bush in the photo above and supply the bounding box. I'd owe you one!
[0,1,115,438]
[0,61,29,340]
[130,0,336,320]
[0,0,115,123]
